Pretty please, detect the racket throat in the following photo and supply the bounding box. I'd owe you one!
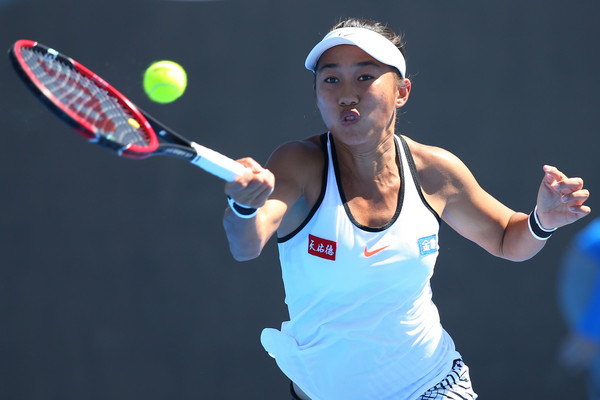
[189,142,246,182]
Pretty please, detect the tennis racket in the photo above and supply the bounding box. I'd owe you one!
[8,39,247,182]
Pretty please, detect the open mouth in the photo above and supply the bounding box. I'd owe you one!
[340,110,360,126]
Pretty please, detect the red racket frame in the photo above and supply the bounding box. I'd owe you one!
[10,39,160,157]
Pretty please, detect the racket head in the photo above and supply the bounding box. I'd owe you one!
[9,40,159,158]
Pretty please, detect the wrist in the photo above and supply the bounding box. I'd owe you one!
[528,206,557,240]
[227,196,258,219]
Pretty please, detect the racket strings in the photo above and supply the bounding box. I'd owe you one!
[20,47,151,147]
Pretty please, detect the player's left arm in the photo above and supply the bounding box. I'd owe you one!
[439,155,590,261]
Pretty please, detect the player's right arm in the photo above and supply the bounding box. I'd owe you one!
[223,140,314,261]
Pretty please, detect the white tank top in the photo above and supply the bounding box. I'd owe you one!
[261,133,460,400]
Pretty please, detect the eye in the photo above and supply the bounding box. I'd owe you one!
[324,76,339,83]
[358,74,374,82]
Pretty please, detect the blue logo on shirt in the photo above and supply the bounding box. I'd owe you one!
[418,235,438,256]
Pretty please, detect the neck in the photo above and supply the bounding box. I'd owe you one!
[333,133,398,182]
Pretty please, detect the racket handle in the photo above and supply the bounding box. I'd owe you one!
[189,142,246,182]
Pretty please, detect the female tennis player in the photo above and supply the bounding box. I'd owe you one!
[222,18,591,400]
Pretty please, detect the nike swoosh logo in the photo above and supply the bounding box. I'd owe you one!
[364,245,389,257]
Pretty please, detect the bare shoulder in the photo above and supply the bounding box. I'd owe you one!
[268,135,323,169]
[401,135,477,213]
[266,135,326,237]
[402,136,456,164]
[266,135,325,204]
[402,136,469,185]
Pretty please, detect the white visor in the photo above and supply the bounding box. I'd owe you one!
[305,27,406,77]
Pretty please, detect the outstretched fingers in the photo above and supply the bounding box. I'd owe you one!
[543,165,584,195]
[537,165,591,227]
[562,188,591,214]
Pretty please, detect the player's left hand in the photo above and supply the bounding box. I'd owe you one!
[536,165,590,229]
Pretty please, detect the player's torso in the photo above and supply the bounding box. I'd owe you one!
[278,133,407,238]
[277,132,441,313]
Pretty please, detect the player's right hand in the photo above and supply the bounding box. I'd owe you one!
[224,157,275,209]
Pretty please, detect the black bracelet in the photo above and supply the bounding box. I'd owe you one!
[227,196,258,219]
[528,206,557,240]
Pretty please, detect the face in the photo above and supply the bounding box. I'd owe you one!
[314,45,410,147]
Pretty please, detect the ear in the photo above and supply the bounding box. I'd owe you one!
[395,78,411,108]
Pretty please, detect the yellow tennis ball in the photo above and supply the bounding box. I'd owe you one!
[143,60,187,104]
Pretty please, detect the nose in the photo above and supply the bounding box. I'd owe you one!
[338,82,359,107]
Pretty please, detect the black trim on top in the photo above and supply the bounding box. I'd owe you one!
[331,133,404,232]
[398,136,441,223]
[277,133,330,243]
